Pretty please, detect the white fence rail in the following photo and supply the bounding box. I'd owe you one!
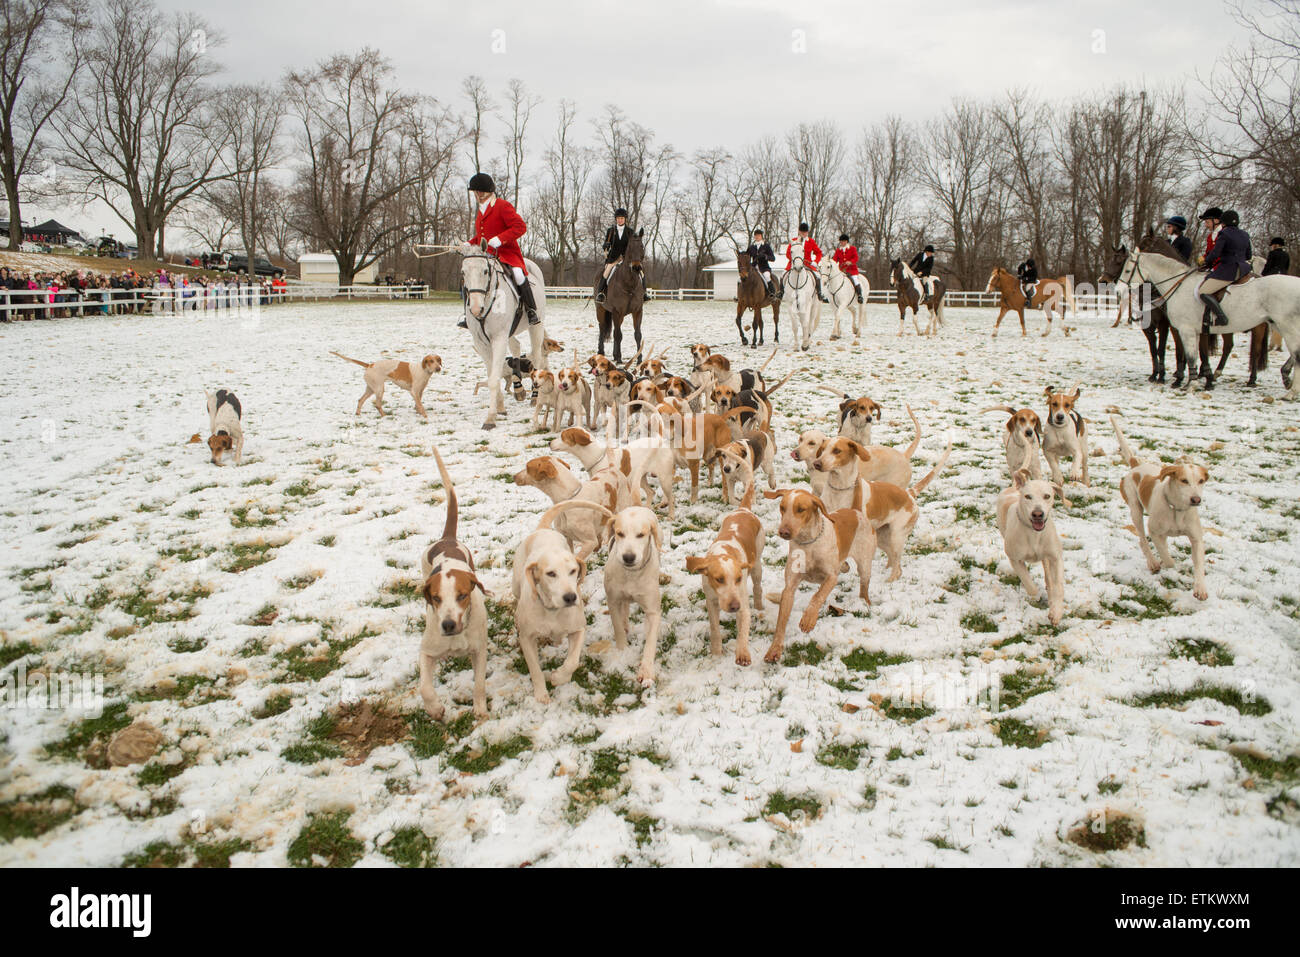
[1,282,1123,318]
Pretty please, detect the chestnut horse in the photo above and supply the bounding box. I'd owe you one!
[735,248,780,347]
[595,227,646,364]
[986,266,1074,337]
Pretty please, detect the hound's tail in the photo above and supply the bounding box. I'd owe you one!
[909,439,952,496]
[758,346,778,373]
[536,499,615,531]
[763,370,794,397]
[1109,413,1140,468]
[330,350,371,369]
[431,444,458,542]
[816,385,849,400]
[739,479,755,511]
[902,405,922,459]
[979,405,1018,416]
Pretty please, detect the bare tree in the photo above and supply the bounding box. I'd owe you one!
[726,136,791,244]
[284,49,430,285]
[992,89,1055,268]
[1193,0,1300,239]
[675,147,733,286]
[849,116,915,282]
[500,77,541,208]
[916,99,1009,287]
[785,120,845,239]
[212,83,285,276]
[534,98,593,283]
[0,0,87,249]
[54,0,226,258]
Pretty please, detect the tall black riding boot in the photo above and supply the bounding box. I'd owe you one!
[854,284,864,304]
[595,274,609,304]
[635,267,649,302]
[1200,293,1229,328]
[816,276,828,303]
[457,287,468,328]
[517,279,541,325]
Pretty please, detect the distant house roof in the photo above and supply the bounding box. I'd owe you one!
[298,253,338,264]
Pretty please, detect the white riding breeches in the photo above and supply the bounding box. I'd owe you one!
[511,266,526,285]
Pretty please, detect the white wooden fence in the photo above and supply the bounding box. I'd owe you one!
[1,282,1122,318]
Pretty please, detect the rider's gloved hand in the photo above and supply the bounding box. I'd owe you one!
[488,237,502,249]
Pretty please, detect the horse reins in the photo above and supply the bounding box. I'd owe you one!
[1119,251,1198,310]
[462,253,511,323]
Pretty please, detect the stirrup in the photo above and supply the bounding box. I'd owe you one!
[457,317,468,328]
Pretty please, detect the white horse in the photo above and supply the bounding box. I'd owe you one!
[460,249,549,428]
[1120,241,1300,396]
[817,256,866,341]
[781,239,819,351]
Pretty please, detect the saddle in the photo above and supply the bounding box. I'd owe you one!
[1207,272,1257,303]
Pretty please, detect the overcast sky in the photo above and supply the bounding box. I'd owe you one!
[29,0,1249,241]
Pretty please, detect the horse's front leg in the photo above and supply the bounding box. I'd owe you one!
[735,302,749,346]
[484,337,509,429]
[612,317,624,366]
[597,309,608,357]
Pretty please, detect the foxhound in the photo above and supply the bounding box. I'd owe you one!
[513,455,633,560]
[982,405,1044,480]
[604,505,665,685]
[1042,386,1089,486]
[206,389,244,466]
[331,351,442,419]
[996,468,1070,626]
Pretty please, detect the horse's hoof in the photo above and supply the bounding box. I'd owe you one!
[482,421,496,431]
[1147,373,1158,382]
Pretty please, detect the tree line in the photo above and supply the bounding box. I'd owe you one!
[4,0,1297,289]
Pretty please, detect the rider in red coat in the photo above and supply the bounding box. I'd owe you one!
[832,233,864,303]
[787,222,829,302]
[459,172,539,326]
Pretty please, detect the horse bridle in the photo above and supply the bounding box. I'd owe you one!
[1118,249,1197,308]
[461,253,511,322]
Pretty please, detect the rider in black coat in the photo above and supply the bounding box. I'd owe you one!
[597,208,646,302]
[1016,257,1038,305]
[1263,238,1290,276]
[908,245,936,298]
[744,228,778,298]
[1164,215,1193,262]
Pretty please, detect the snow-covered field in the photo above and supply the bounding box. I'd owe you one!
[1,298,1297,868]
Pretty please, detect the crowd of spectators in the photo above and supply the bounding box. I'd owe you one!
[0,267,290,321]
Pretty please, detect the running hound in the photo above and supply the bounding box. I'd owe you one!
[1041,386,1089,486]
[686,484,765,666]
[331,351,442,419]
[996,468,1070,626]
[982,405,1044,480]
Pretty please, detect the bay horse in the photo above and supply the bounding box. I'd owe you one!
[595,227,646,364]
[889,259,945,337]
[817,256,864,341]
[986,266,1074,337]
[735,248,780,348]
[460,246,549,429]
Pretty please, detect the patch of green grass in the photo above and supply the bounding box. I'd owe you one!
[1097,777,1122,795]
[317,535,336,547]
[230,506,277,529]
[0,641,37,668]
[282,574,318,591]
[447,733,532,774]
[1130,683,1271,717]
[569,747,627,806]
[1103,581,1179,620]
[998,670,1055,711]
[133,674,223,707]
[842,647,908,676]
[193,837,252,868]
[1170,638,1234,668]
[816,741,868,771]
[995,717,1047,749]
[781,642,826,668]
[276,624,374,682]
[181,508,202,520]
[404,710,454,759]
[117,582,211,624]
[0,784,80,841]
[168,637,206,654]
[287,811,365,868]
[136,762,186,787]
[122,839,188,868]
[225,541,276,573]
[879,700,936,724]
[382,826,437,867]
[624,811,659,848]
[1231,751,1300,782]
[372,579,421,609]
[1068,814,1147,852]
[960,610,998,634]
[284,480,317,498]
[763,791,821,820]
[255,692,293,719]
[45,702,132,761]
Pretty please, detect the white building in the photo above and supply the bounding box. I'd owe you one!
[297,253,377,285]
[704,256,789,301]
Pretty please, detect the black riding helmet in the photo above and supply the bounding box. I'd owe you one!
[468,172,495,193]
[753,229,764,237]
[1199,206,1222,221]
[924,244,934,253]
[1221,209,1240,228]
[839,233,850,242]
[614,207,628,219]
[798,222,810,233]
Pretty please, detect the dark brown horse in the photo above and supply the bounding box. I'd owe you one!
[735,248,780,348]
[889,259,946,336]
[595,228,646,364]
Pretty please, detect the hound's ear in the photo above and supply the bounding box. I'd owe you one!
[685,556,705,574]
[649,520,662,552]
[1043,386,1054,397]
[1012,468,1030,488]
[525,562,542,599]
[762,489,786,500]
[810,495,832,518]
[1198,465,1209,482]
[1052,484,1071,507]
[849,440,870,462]
[421,578,437,606]
[1158,465,1181,482]
[872,402,883,421]
[1071,387,1081,399]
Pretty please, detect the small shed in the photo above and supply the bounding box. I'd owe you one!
[297,253,377,285]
